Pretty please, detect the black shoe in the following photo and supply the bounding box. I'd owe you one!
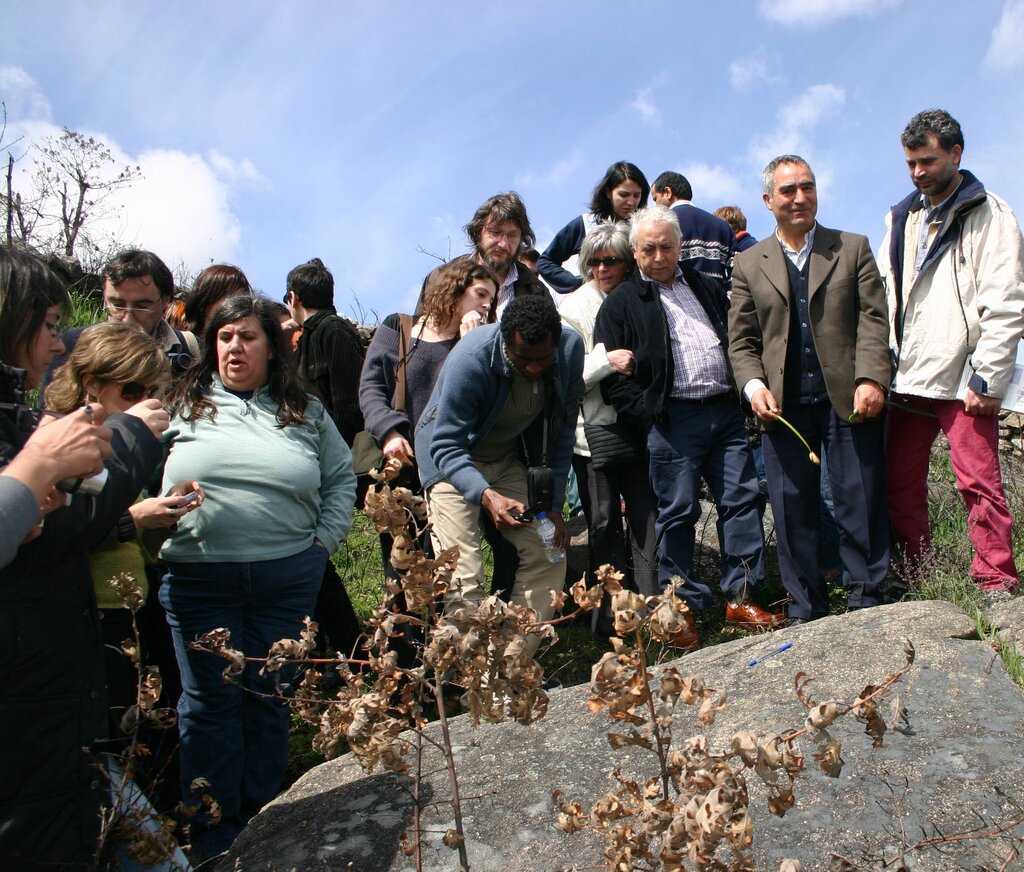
[541,677,564,692]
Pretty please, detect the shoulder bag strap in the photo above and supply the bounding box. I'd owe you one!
[392,314,413,413]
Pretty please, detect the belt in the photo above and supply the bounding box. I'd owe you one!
[666,392,733,407]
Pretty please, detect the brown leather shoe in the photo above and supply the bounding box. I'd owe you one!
[725,600,786,629]
[668,612,700,652]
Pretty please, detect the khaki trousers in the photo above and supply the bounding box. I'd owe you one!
[426,455,564,655]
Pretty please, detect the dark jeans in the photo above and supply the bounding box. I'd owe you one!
[762,401,889,620]
[648,395,766,611]
[572,453,658,635]
[160,542,327,859]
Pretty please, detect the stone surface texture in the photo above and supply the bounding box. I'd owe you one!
[222,600,1024,871]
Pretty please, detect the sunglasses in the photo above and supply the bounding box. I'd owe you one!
[586,256,625,268]
[120,382,163,402]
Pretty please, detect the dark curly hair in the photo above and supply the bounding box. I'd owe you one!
[500,294,561,346]
[167,295,309,428]
[421,258,498,328]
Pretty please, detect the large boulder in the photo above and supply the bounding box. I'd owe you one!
[223,600,1024,870]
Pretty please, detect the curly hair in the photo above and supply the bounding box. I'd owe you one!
[167,295,309,428]
[44,321,170,413]
[183,264,253,335]
[0,247,68,370]
[901,108,964,152]
[500,294,561,346]
[420,259,498,329]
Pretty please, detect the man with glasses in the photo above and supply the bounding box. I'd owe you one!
[46,249,198,386]
[420,192,549,320]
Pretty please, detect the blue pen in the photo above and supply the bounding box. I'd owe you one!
[747,641,793,667]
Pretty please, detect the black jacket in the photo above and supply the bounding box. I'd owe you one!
[593,266,733,433]
[297,309,365,447]
[0,363,163,869]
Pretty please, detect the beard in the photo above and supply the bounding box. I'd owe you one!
[478,249,515,277]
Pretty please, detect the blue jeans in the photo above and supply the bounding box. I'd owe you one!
[648,396,766,610]
[160,543,327,859]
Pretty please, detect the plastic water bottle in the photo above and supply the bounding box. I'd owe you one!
[534,511,566,564]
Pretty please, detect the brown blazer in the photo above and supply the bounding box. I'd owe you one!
[728,224,891,423]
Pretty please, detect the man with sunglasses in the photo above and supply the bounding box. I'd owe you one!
[44,249,198,388]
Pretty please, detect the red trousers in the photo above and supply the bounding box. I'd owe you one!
[886,394,1018,589]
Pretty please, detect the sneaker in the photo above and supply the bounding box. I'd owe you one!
[541,677,564,692]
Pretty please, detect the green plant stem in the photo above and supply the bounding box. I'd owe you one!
[769,412,820,464]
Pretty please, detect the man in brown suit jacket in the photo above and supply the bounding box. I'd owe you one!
[728,154,892,623]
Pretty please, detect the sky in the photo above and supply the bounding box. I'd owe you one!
[3,0,1023,320]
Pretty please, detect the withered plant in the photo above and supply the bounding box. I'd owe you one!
[95,572,196,870]
[190,457,611,871]
[554,585,917,872]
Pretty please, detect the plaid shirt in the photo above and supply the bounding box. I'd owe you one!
[649,267,731,399]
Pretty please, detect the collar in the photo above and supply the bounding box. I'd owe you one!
[150,319,183,353]
[639,266,683,289]
[775,222,816,258]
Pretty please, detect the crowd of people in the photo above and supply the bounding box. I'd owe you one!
[1,106,1022,868]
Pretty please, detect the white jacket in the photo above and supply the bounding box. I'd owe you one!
[880,171,1024,400]
[559,280,619,456]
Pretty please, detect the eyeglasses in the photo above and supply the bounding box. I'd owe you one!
[586,256,625,268]
[482,226,522,243]
[120,382,163,402]
[105,299,161,315]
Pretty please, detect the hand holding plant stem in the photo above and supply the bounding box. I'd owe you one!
[765,409,820,465]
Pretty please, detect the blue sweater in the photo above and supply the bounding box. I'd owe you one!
[671,202,736,281]
[159,378,356,562]
[414,324,584,506]
[537,214,599,294]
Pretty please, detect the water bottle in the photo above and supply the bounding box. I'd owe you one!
[534,511,566,564]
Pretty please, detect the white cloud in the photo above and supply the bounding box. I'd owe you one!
[680,163,745,205]
[759,0,905,27]
[514,150,582,189]
[728,50,784,91]
[0,70,261,274]
[0,66,52,124]
[985,1,1024,73]
[115,149,242,268]
[749,83,846,166]
[207,149,270,191]
[631,86,661,126]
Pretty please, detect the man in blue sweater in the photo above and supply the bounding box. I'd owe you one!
[416,296,584,653]
[652,171,736,282]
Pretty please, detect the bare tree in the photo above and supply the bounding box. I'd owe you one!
[2,126,141,268]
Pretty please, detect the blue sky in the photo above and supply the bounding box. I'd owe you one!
[3,0,1023,319]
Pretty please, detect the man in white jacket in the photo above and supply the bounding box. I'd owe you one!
[880,108,1024,602]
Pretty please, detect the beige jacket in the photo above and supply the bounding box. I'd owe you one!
[559,280,619,456]
[880,180,1024,400]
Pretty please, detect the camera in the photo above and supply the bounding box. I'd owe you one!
[57,467,109,497]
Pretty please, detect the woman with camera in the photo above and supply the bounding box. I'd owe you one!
[0,247,169,869]
[158,294,355,860]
